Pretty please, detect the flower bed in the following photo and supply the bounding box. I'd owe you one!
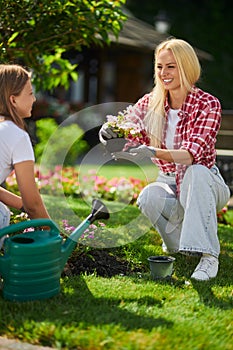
[6,166,147,204]
[5,165,232,227]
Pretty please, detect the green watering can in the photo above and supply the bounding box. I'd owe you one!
[0,199,109,302]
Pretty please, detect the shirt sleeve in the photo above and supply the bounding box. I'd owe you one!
[129,93,150,120]
[12,133,35,165]
[124,93,150,131]
[180,98,221,163]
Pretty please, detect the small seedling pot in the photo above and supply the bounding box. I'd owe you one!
[148,255,175,279]
[105,138,127,153]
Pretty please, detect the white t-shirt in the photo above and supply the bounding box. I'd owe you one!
[165,109,179,149]
[0,120,34,184]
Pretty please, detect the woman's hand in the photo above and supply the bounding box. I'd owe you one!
[112,145,156,161]
[99,123,118,145]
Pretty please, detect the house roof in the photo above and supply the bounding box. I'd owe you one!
[109,11,212,61]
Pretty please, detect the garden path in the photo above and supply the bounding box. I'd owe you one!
[0,336,57,350]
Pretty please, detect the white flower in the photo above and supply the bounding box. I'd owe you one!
[105,106,150,146]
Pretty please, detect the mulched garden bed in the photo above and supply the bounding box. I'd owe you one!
[62,249,144,278]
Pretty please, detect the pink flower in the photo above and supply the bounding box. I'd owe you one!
[98,222,106,227]
[106,105,150,146]
[222,207,228,213]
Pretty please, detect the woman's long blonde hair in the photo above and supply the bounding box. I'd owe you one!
[0,64,31,130]
[145,38,201,147]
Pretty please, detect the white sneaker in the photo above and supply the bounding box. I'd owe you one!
[191,254,219,281]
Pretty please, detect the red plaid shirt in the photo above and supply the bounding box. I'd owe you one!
[131,87,222,195]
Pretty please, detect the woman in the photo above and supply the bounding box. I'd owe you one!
[0,64,50,234]
[99,38,230,281]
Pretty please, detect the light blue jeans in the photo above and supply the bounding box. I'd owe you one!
[137,164,231,258]
[0,202,10,229]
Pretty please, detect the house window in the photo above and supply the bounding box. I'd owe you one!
[70,71,84,104]
[88,59,99,103]
[101,61,116,102]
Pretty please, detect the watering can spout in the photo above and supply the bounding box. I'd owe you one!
[86,198,110,223]
[61,199,110,270]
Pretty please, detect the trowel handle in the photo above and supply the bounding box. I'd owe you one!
[0,218,60,239]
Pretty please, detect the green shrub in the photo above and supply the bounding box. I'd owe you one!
[34,118,89,167]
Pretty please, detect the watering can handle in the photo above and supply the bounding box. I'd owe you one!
[0,219,59,239]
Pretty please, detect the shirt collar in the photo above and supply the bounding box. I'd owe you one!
[164,86,199,113]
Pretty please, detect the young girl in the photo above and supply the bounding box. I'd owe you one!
[99,38,230,281]
[0,64,50,233]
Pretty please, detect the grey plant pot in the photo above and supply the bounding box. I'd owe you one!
[148,256,176,279]
[105,138,127,153]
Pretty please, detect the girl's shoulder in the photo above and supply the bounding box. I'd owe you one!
[0,120,30,146]
[0,120,26,134]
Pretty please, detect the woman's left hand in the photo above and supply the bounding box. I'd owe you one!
[112,145,156,161]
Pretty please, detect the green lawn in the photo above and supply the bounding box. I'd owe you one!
[1,198,232,349]
[0,163,233,350]
[77,161,158,182]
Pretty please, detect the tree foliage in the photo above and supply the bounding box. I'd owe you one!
[127,0,233,108]
[0,0,126,91]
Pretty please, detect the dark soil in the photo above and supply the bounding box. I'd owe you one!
[62,249,144,278]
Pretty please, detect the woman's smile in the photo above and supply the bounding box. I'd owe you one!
[157,49,181,91]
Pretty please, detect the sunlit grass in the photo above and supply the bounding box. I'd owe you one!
[1,162,233,350]
[77,161,158,182]
[1,195,232,349]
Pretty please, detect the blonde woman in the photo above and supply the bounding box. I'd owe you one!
[99,38,230,281]
[0,64,50,235]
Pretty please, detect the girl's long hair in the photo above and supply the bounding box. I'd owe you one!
[0,64,31,130]
[144,38,201,147]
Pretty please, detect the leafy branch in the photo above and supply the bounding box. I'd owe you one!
[0,0,127,91]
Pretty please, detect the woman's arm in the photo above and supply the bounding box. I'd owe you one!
[155,148,194,165]
[113,145,194,165]
[14,160,50,219]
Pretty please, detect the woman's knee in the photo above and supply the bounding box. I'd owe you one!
[138,182,163,207]
[137,182,173,219]
[137,183,155,211]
